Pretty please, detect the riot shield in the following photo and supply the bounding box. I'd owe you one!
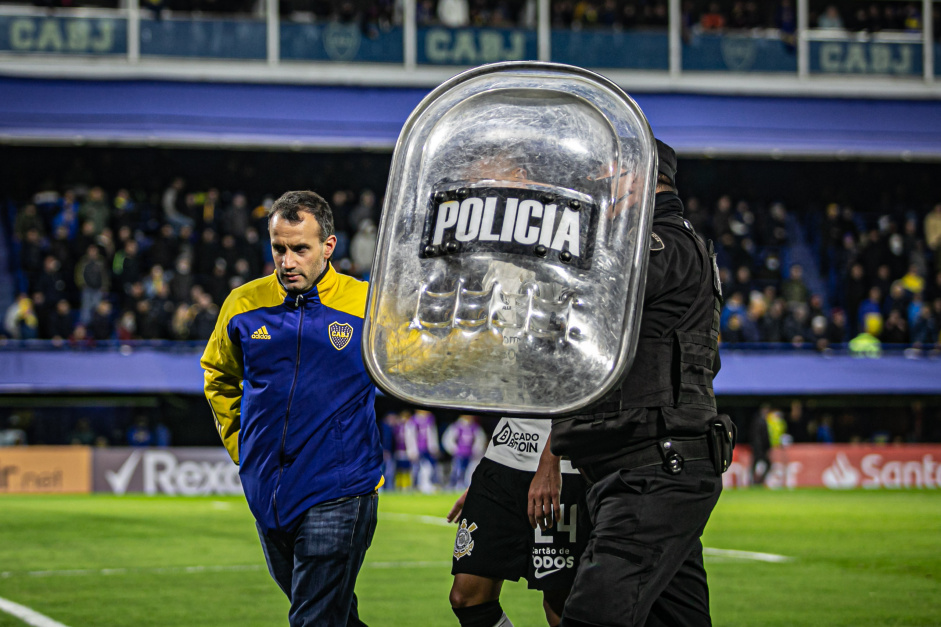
[363,61,657,415]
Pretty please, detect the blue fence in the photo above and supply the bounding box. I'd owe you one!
[281,22,404,63]
[552,29,668,70]
[683,33,796,73]
[140,18,266,59]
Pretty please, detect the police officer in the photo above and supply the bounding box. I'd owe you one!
[550,139,733,627]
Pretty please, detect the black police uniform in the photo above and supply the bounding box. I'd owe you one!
[551,168,730,626]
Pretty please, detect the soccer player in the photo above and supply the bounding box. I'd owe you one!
[447,417,588,627]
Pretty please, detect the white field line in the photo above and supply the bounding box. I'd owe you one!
[379,512,454,527]
[0,595,71,627]
[703,548,793,563]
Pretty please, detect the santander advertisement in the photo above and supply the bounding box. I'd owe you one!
[724,444,941,490]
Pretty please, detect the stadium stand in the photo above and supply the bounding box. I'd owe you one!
[2,153,937,351]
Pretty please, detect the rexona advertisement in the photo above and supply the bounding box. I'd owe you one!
[93,448,242,496]
[724,444,941,490]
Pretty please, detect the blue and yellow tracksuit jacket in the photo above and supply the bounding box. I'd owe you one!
[201,263,383,533]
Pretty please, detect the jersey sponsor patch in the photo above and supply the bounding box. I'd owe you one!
[251,325,271,339]
[532,552,576,578]
[328,321,354,350]
[453,519,478,560]
[531,503,579,578]
[492,422,541,454]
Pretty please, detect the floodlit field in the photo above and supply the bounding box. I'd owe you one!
[1,490,939,627]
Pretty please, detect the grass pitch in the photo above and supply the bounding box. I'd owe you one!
[0,489,939,626]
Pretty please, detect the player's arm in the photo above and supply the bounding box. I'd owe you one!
[528,434,563,531]
[446,488,469,523]
[200,305,243,465]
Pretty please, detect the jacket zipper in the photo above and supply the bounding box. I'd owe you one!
[272,293,305,529]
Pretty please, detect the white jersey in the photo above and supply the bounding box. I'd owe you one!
[484,418,578,474]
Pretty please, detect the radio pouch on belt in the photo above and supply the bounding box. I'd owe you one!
[709,414,736,476]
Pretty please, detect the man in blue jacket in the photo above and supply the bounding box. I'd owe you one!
[201,190,384,627]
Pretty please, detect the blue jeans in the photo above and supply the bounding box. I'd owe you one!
[257,492,378,627]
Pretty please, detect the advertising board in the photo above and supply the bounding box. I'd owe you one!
[725,444,941,490]
[0,446,91,494]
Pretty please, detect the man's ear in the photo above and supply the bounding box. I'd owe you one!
[323,234,338,259]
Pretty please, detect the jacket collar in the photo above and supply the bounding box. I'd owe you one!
[654,192,684,219]
[278,261,336,307]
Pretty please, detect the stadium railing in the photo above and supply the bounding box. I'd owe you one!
[0,2,937,86]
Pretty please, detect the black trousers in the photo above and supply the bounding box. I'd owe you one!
[560,458,722,627]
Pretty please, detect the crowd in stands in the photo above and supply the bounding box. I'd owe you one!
[810,1,936,33]
[3,179,380,344]
[690,190,941,352]
[686,1,936,34]
[404,0,940,33]
[11,0,939,39]
[425,0,940,34]
[11,0,259,12]
[3,175,940,352]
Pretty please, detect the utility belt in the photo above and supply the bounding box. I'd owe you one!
[576,415,736,484]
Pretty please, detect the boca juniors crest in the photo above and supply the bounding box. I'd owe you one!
[328,321,354,350]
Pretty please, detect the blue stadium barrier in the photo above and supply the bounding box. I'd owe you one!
[140,17,266,59]
[552,29,668,70]
[281,23,404,63]
[682,33,796,73]
[1,342,938,395]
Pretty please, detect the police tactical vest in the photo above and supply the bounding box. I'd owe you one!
[552,214,722,454]
[616,215,722,415]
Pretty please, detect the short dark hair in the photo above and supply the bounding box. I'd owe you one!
[656,172,677,194]
[268,190,335,242]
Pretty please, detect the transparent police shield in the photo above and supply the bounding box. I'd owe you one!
[364,61,657,416]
